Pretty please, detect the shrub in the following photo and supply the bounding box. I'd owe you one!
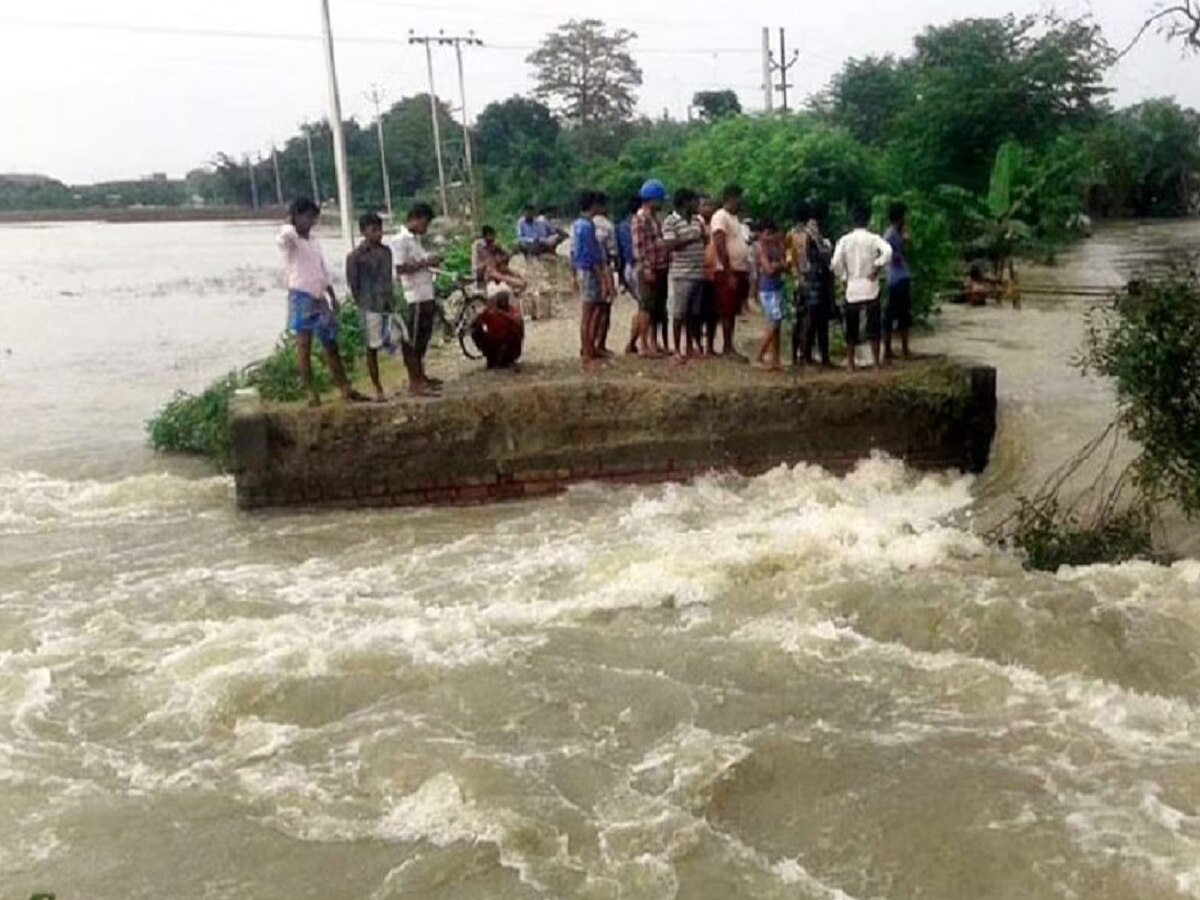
[146,303,363,466]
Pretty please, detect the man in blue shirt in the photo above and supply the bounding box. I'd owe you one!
[884,202,913,362]
[571,190,609,363]
[615,195,639,295]
[517,205,561,256]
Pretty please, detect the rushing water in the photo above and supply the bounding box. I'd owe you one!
[2,220,1199,900]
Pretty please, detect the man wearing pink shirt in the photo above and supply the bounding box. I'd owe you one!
[277,198,366,407]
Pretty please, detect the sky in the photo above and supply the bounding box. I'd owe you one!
[0,0,1195,184]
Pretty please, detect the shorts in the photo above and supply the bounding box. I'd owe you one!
[760,288,785,324]
[578,268,604,304]
[886,279,913,333]
[400,300,435,361]
[670,279,704,321]
[288,290,338,347]
[844,300,882,347]
[636,268,669,323]
[714,271,750,319]
[362,310,397,351]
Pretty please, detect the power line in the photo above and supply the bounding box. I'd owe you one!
[0,17,761,56]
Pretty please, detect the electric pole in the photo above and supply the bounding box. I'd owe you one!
[769,27,800,112]
[365,84,394,221]
[450,32,483,228]
[271,144,284,206]
[761,27,774,113]
[246,155,259,210]
[304,126,321,203]
[320,0,354,249]
[409,31,450,219]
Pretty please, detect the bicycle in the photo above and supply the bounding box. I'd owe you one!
[431,273,489,360]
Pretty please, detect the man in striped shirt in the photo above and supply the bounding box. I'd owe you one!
[661,188,708,359]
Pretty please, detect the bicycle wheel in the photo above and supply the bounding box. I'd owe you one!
[457,298,488,360]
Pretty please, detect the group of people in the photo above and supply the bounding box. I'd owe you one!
[279,197,447,405]
[276,183,919,406]
[569,179,916,372]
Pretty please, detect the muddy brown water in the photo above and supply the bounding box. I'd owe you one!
[1,219,1198,899]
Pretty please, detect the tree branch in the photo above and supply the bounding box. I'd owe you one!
[1117,2,1200,58]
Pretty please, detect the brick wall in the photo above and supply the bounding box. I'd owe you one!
[229,363,997,511]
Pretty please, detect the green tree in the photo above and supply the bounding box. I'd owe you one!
[527,19,643,127]
[816,55,914,145]
[1090,99,1200,216]
[475,96,572,213]
[1119,2,1200,56]
[691,90,742,121]
[887,15,1112,192]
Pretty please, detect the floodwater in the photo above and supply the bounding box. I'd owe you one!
[1,220,1199,900]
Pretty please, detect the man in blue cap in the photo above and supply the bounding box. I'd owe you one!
[630,178,671,357]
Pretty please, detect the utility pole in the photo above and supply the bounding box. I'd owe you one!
[320,0,354,249]
[769,27,800,112]
[365,84,394,221]
[304,126,321,203]
[761,27,774,113]
[246,155,259,210]
[450,32,483,228]
[271,144,283,206]
[410,31,450,219]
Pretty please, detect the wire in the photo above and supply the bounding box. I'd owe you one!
[0,16,762,56]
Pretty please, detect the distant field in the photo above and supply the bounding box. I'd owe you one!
[0,206,286,224]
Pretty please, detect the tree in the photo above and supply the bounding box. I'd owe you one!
[1119,2,1200,56]
[526,19,643,127]
[475,97,560,168]
[1090,99,1200,216]
[692,90,741,121]
[816,56,914,145]
[475,96,571,212]
[887,15,1112,192]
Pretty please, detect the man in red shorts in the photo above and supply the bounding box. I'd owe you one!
[710,184,751,360]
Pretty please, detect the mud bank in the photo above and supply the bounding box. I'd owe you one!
[229,358,997,511]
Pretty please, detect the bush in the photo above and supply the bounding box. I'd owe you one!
[1083,270,1200,516]
[146,303,364,467]
[1010,498,1154,571]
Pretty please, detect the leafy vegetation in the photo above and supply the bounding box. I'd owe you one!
[1083,271,1200,516]
[146,304,364,466]
[997,270,1200,571]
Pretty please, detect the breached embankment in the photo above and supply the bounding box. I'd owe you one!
[228,357,997,511]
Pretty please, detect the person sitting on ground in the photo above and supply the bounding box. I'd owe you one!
[345,211,396,402]
[391,201,444,397]
[963,264,993,307]
[472,225,499,287]
[661,188,707,360]
[277,197,368,407]
[754,219,787,371]
[484,249,528,297]
[470,289,525,370]
[516,205,561,257]
[831,203,893,372]
[571,190,610,365]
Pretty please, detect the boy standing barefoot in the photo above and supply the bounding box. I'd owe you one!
[345,211,394,402]
[754,220,786,371]
[277,198,366,407]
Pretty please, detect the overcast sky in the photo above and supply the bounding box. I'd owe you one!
[1,0,1195,184]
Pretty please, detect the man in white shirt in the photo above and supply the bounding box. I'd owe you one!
[831,204,893,371]
[391,202,443,396]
